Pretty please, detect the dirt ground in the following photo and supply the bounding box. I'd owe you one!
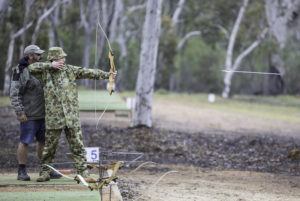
[1,164,299,201]
[119,164,300,201]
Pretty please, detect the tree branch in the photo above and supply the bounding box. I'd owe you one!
[176,31,201,51]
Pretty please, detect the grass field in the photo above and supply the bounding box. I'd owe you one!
[0,96,10,107]
[0,174,101,201]
[78,89,129,111]
[1,189,100,201]
[0,89,129,111]
[1,90,299,123]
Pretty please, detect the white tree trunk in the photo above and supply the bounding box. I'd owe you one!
[79,0,98,86]
[20,0,34,57]
[0,0,10,21]
[132,0,163,127]
[48,0,63,47]
[3,35,15,96]
[265,0,300,49]
[109,0,121,42]
[222,0,249,98]
[225,0,248,70]
[172,0,185,27]
[31,0,61,44]
[95,0,112,67]
[264,0,300,94]
[3,21,33,95]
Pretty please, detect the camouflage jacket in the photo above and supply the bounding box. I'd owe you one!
[28,62,109,129]
[10,65,45,120]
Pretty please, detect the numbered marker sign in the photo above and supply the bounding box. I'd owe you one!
[85,147,99,163]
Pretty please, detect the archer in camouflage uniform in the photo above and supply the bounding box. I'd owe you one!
[28,47,116,182]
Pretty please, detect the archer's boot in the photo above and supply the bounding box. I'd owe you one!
[17,165,30,181]
[36,172,50,182]
[50,170,62,179]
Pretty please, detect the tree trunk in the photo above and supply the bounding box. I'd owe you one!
[264,0,300,94]
[95,0,112,68]
[3,21,33,95]
[222,0,248,98]
[31,1,61,44]
[20,0,34,57]
[48,0,63,47]
[0,0,10,22]
[79,0,98,86]
[172,0,185,27]
[222,28,268,98]
[3,34,15,95]
[132,0,163,128]
[268,53,285,94]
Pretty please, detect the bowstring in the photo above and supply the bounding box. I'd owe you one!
[94,12,99,124]
[97,20,113,52]
[94,13,113,130]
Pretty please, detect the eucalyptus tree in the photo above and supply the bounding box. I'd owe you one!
[0,0,10,21]
[132,0,163,127]
[222,0,268,98]
[265,0,300,94]
[155,0,187,91]
[2,0,64,95]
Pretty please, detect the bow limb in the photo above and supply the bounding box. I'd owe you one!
[97,21,117,95]
[108,50,116,95]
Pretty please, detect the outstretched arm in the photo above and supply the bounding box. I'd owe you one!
[70,65,116,80]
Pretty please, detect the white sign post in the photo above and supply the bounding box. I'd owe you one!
[85,147,99,163]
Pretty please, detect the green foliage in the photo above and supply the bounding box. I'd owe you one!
[118,39,140,91]
[231,40,274,95]
[156,88,169,95]
[282,42,300,94]
[59,4,83,66]
[1,0,299,96]
[8,1,25,28]
[177,38,225,93]
[155,15,178,91]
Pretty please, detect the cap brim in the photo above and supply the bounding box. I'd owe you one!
[36,50,45,54]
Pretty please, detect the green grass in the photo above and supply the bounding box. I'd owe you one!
[0,174,101,201]
[78,89,129,111]
[0,190,100,201]
[233,94,300,107]
[150,92,300,123]
[0,90,129,110]
[0,96,10,107]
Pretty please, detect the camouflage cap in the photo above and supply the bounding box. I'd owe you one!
[24,45,45,56]
[47,47,67,61]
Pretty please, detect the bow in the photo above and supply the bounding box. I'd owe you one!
[44,163,122,191]
[108,50,116,95]
[97,20,116,95]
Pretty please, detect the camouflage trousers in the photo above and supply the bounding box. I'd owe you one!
[40,126,87,175]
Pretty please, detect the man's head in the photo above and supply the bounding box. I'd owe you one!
[24,45,45,64]
[47,47,67,62]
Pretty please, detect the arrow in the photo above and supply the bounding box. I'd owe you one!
[222,69,280,75]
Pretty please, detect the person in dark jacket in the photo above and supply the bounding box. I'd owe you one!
[9,45,62,181]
